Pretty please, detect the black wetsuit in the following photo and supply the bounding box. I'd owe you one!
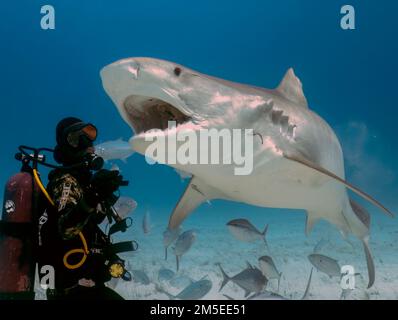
[37,168,123,300]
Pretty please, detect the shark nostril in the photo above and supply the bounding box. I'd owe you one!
[127,61,140,79]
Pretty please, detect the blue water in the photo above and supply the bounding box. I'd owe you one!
[1,0,398,299]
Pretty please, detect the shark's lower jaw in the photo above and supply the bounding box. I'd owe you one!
[123,94,191,134]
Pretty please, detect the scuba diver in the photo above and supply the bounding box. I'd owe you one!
[36,117,134,300]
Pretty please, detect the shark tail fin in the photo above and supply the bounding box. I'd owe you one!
[262,224,269,250]
[217,263,230,292]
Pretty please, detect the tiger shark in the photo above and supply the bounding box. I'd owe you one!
[100,57,393,288]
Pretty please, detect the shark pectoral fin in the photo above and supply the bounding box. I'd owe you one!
[305,211,320,236]
[168,176,221,230]
[284,153,394,218]
[276,68,308,108]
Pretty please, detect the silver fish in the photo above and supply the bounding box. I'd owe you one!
[158,268,175,282]
[113,196,137,219]
[227,219,269,249]
[163,227,182,260]
[258,256,282,291]
[308,254,341,277]
[218,262,267,297]
[94,138,134,162]
[159,276,212,300]
[173,230,197,271]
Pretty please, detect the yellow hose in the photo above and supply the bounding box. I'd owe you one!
[33,168,89,270]
[63,232,89,269]
[33,169,54,206]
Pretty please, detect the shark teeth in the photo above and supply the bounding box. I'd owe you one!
[124,95,191,134]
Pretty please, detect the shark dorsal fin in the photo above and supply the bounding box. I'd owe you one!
[276,68,308,108]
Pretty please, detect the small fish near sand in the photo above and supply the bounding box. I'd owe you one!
[227,267,313,300]
[258,256,282,291]
[113,196,137,219]
[218,262,267,297]
[163,227,182,260]
[226,219,269,249]
[94,138,134,162]
[132,269,151,285]
[308,254,341,278]
[173,230,197,271]
[158,268,175,282]
[159,276,212,300]
[143,210,151,234]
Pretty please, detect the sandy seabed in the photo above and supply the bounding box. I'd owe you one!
[34,209,398,300]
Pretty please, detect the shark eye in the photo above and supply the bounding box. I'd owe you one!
[174,67,182,76]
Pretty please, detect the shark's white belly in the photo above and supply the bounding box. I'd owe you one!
[193,155,347,214]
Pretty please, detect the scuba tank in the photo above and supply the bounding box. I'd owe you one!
[0,149,43,299]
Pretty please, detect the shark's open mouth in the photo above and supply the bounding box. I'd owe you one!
[123,95,191,134]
